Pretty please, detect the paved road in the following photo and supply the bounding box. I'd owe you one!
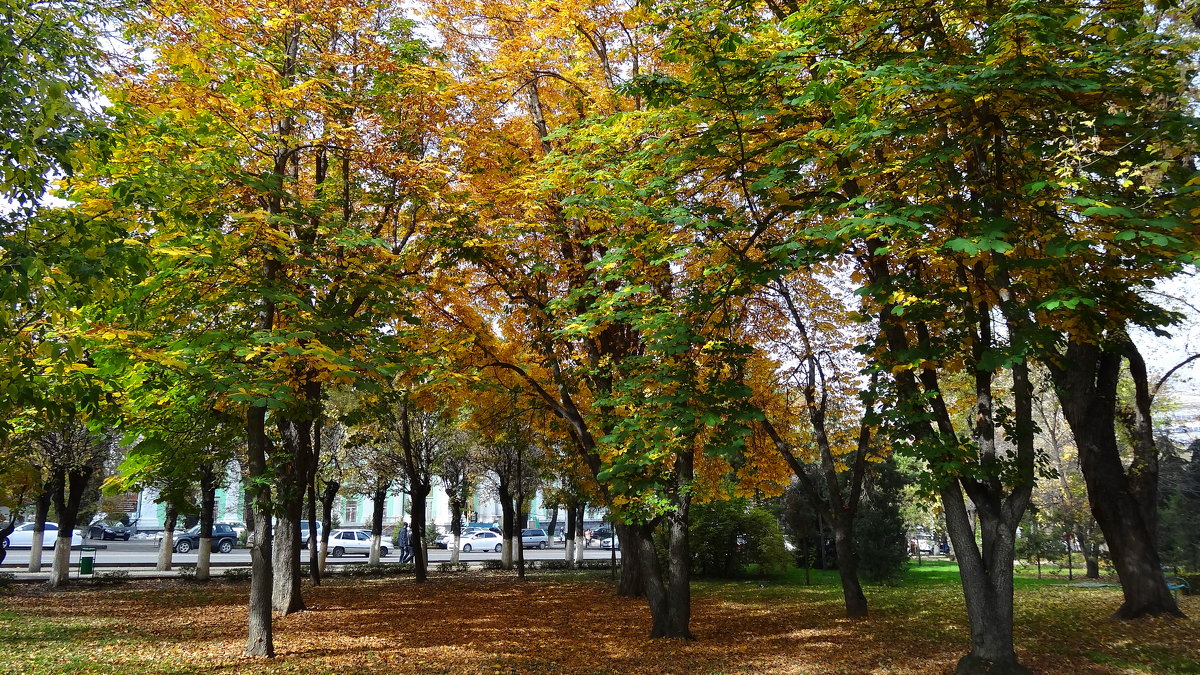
[2,537,621,569]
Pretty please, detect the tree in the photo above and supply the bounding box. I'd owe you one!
[75,0,446,655]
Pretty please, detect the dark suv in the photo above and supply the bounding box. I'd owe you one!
[171,523,238,554]
[88,520,133,541]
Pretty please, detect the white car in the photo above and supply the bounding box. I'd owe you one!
[2,522,85,549]
[600,536,619,550]
[461,530,503,553]
[328,529,387,558]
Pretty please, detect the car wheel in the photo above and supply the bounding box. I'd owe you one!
[380,547,389,557]
[123,534,131,541]
[332,546,344,558]
[494,544,503,553]
[463,544,472,552]
[537,542,546,550]
[176,540,192,553]
[218,539,234,554]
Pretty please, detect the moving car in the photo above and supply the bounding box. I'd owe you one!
[2,522,84,549]
[600,536,619,550]
[520,528,549,549]
[88,520,133,541]
[460,530,503,553]
[328,529,388,558]
[169,523,239,554]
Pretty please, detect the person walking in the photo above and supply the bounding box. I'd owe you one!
[398,523,412,563]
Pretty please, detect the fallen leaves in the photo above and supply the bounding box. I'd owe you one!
[0,572,1196,674]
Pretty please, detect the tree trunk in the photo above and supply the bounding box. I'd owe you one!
[573,503,585,566]
[449,498,462,564]
[272,409,318,615]
[1085,549,1100,580]
[27,484,51,572]
[832,514,867,619]
[564,499,577,564]
[157,505,177,571]
[49,465,92,588]
[499,480,514,569]
[319,479,338,575]
[945,483,1030,675]
[1049,341,1182,619]
[197,465,216,583]
[272,494,304,613]
[546,503,559,549]
[245,405,275,657]
[615,522,645,597]
[307,478,320,585]
[410,483,430,582]
[369,486,386,565]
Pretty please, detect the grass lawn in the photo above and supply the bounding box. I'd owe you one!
[0,563,1195,674]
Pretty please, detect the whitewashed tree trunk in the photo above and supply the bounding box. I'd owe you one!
[451,534,461,563]
[574,535,584,565]
[565,538,575,562]
[318,538,328,574]
[369,534,382,564]
[48,536,71,587]
[502,535,513,567]
[157,532,174,571]
[197,537,212,582]
[28,530,45,572]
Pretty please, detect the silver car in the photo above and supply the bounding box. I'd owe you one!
[520,528,549,549]
[328,529,388,557]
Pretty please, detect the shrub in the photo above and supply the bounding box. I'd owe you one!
[855,458,910,584]
[437,561,468,573]
[690,499,789,578]
[224,567,253,582]
[538,559,573,571]
[0,571,15,591]
[340,562,412,577]
[95,570,130,584]
[177,564,197,580]
[481,560,504,570]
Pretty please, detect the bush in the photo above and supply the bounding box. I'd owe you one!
[481,560,504,570]
[0,571,15,591]
[538,559,574,571]
[95,570,130,584]
[224,567,253,582]
[855,458,910,584]
[690,499,789,578]
[341,562,412,577]
[437,561,469,573]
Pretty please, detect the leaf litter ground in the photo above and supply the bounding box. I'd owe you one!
[0,569,1196,674]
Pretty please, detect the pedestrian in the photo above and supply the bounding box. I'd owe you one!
[584,528,593,548]
[398,523,412,563]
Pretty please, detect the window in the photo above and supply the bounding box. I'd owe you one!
[344,499,358,524]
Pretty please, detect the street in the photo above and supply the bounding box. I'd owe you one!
[1,537,621,569]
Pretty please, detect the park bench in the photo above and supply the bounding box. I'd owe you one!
[1165,575,1190,601]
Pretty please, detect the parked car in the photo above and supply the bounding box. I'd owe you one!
[245,520,323,548]
[88,520,133,541]
[433,526,493,549]
[328,529,387,557]
[2,522,84,549]
[169,523,239,554]
[460,530,503,553]
[520,528,549,549]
